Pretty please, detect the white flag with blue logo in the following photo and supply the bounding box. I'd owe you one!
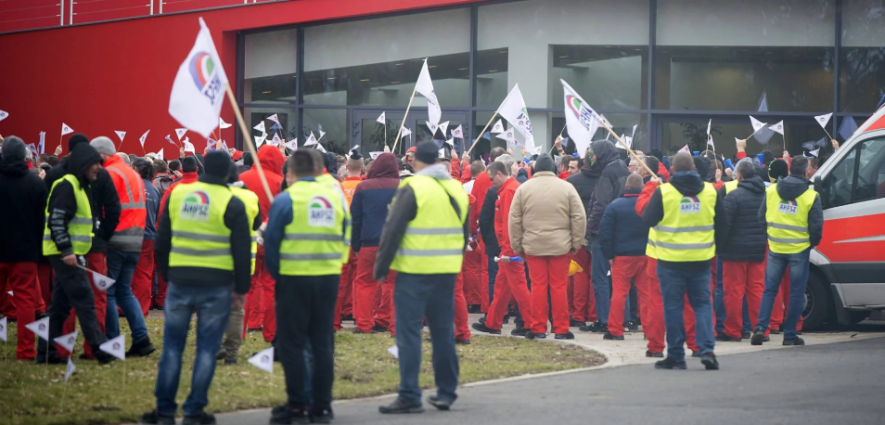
[25,316,49,341]
[99,335,126,360]
[65,358,76,383]
[38,131,46,154]
[54,330,78,352]
[169,18,229,138]
[248,347,275,374]
[0,317,7,342]
[415,59,441,126]
[496,84,535,153]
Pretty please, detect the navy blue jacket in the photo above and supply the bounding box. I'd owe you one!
[351,153,400,251]
[599,189,649,259]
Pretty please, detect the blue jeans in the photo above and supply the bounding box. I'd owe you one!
[106,249,148,342]
[487,254,499,306]
[590,239,611,323]
[155,283,231,417]
[657,263,715,361]
[394,272,459,405]
[756,249,810,339]
[714,258,726,334]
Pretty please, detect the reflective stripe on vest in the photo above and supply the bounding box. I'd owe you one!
[168,182,234,271]
[106,164,146,251]
[230,186,260,274]
[654,182,717,262]
[645,226,658,259]
[43,174,94,255]
[279,179,350,276]
[764,185,816,254]
[392,175,468,274]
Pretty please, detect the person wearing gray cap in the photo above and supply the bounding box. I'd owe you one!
[375,141,469,414]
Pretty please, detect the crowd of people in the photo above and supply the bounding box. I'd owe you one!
[0,129,826,423]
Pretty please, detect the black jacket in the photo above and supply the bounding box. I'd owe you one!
[641,171,728,271]
[758,175,824,248]
[155,174,253,294]
[0,158,49,262]
[46,157,121,254]
[374,165,470,281]
[567,162,602,213]
[587,140,629,238]
[45,144,103,257]
[719,176,768,262]
[479,186,500,257]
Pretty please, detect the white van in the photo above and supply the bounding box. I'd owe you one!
[806,127,885,330]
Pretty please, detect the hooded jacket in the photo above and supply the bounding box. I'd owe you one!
[158,171,199,221]
[641,171,728,271]
[0,144,49,262]
[153,173,175,198]
[45,144,103,257]
[567,162,603,214]
[719,176,768,262]
[373,163,470,281]
[351,153,400,251]
[758,175,823,248]
[587,140,630,238]
[509,171,586,256]
[239,146,284,223]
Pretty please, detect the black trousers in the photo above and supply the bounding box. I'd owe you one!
[38,256,107,357]
[276,274,339,409]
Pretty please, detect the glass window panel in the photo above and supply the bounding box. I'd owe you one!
[840,0,885,113]
[856,137,885,203]
[302,109,349,154]
[359,116,403,155]
[477,0,649,108]
[244,29,298,103]
[244,107,297,152]
[655,0,835,112]
[826,146,857,207]
[303,9,470,107]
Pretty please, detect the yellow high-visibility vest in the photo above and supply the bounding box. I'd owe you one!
[230,186,260,274]
[279,179,351,276]
[765,185,817,254]
[654,183,717,262]
[168,182,234,271]
[43,174,94,256]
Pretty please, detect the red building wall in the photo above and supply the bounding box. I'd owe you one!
[0,0,480,154]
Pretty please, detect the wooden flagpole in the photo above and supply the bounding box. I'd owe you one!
[225,83,274,202]
[466,112,498,155]
[598,121,657,178]
[392,87,418,153]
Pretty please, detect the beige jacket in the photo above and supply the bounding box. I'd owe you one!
[509,171,587,256]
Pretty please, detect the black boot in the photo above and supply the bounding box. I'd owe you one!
[471,323,501,335]
[127,337,156,357]
[654,357,687,370]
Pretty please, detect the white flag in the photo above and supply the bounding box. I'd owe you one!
[749,116,767,133]
[768,121,785,135]
[561,79,600,159]
[426,121,439,135]
[253,121,266,134]
[184,138,196,153]
[451,125,463,138]
[351,144,360,152]
[370,152,383,159]
[316,143,327,153]
[54,330,78,352]
[706,119,712,136]
[26,143,38,157]
[284,139,298,151]
[632,124,638,138]
[0,110,8,122]
[495,128,518,146]
[254,135,266,148]
[438,147,446,158]
[809,148,820,158]
[165,135,177,146]
[304,132,318,146]
[61,123,74,136]
[814,113,833,129]
[115,131,126,142]
[707,135,715,150]
[248,347,275,374]
[387,344,399,359]
[168,18,229,138]
[157,148,164,160]
[496,84,535,152]
[175,128,188,140]
[267,114,280,125]
[65,358,76,383]
[624,136,633,149]
[444,138,455,147]
[139,130,150,148]
[678,144,690,154]
[439,121,450,136]
[414,59,441,125]
[401,127,412,138]
[25,316,50,341]
[491,119,504,134]
[39,131,46,154]
[318,130,326,141]
[377,112,386,124]
[220,140,230,153]
[270,133,281,147]
[92,271,116,292]
[0,317,7,342]
[207,138,218,150]
[219,117,232,129]
[99,335,126,360]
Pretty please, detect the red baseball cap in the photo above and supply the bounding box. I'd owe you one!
[231,150,243,161]
[406,147,417,154]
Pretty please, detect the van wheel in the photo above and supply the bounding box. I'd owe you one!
[802,273,831,331]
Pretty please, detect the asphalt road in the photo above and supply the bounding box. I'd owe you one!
[218,336,885,425]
